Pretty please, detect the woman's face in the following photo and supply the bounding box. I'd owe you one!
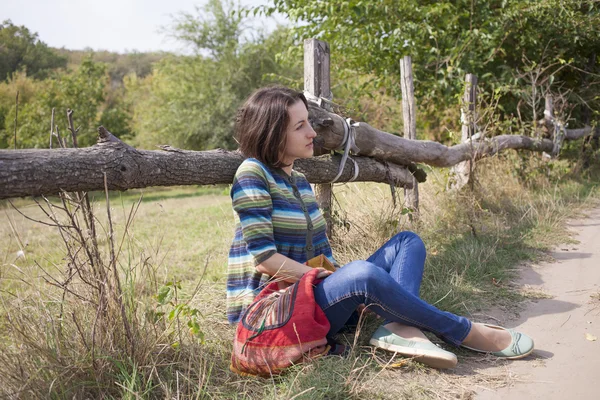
[280,100,317,166]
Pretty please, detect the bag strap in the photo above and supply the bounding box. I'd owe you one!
[241,318,266,355]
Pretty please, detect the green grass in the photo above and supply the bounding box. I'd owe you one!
[0,154,599,398]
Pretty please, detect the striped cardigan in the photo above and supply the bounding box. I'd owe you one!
[226,158,338,324]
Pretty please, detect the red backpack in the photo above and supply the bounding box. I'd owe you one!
[230,268,331,377]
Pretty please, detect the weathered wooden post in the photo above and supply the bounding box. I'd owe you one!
[543,93,554,154]
[304,38,334,238]
[451,74,478,190]
[399,56,419,215]
[544,94,554,124]
[544,94,564,157]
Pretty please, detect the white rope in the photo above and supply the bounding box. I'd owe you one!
[303,92,360,183]
[330,118,360,183]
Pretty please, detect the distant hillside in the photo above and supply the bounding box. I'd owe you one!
[54,48,168,84]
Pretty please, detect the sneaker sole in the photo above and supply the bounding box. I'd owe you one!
[461,344,535,359]
[369,338,458,369]
[499,346,535,360]
[504,347,534,359]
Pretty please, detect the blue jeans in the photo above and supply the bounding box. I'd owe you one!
[313,231,472,346]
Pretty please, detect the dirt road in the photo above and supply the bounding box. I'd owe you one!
[477,206,600,399]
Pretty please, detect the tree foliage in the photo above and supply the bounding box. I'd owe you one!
[127,0,301,150]
[1,57,113,148]
[268,0,600,132]
[0,20,67,81]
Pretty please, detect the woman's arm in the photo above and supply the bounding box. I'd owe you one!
[257,253,332,282]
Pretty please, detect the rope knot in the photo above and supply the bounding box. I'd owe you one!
[304,91,361,183]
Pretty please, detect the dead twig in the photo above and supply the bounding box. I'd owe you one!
[104,172,135,357]
[49,108,55,149]
[8,200,73,228]
[66,109,80,148]
[71,312,90,351]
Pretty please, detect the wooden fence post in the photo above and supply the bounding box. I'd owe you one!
[544,94,554,123]
[304,38,334,238]
[400,56,419,215]
[544,93,554,153]
[544,94,565,157]
[451,74,478,190]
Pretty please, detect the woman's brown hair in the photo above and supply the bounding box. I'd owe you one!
[235,86,308,168]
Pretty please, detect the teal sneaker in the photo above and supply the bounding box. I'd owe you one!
[369,326,458,369]
[461,324,534,359]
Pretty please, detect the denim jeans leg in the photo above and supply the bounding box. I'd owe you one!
[367,231,426,297]
[366,231,426,325]
[313,260,472,346]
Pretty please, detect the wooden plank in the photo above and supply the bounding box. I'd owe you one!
[400,56,419,214]
[544,94,554,122]
[304,38,334,238]
[304,39,331,100]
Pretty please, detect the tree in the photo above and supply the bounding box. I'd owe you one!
[1,57,107,148]
[127,0,301,150]
[0,20,67,81]
[0,71,39,148]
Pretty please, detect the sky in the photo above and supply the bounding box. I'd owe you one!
[1,0,286,53]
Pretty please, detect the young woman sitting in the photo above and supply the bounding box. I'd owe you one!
[227,86,534,369]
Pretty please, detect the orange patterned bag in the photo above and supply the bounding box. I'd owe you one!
[230,268,331,377]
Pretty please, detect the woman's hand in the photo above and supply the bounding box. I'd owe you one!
[257,253,314,283]
[315,268,334,279]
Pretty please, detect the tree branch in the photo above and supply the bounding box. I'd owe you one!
[308,102,593,168]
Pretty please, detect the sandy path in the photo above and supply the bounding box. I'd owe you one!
[477,206,600,400]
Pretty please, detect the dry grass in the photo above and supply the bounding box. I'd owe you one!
[519,285,554,300]
[0,152,599,398]
[0,187,237,398]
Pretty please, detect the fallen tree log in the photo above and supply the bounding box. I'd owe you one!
[564,125,599,140]
[309,102,598,168]
[0,128,414,200]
